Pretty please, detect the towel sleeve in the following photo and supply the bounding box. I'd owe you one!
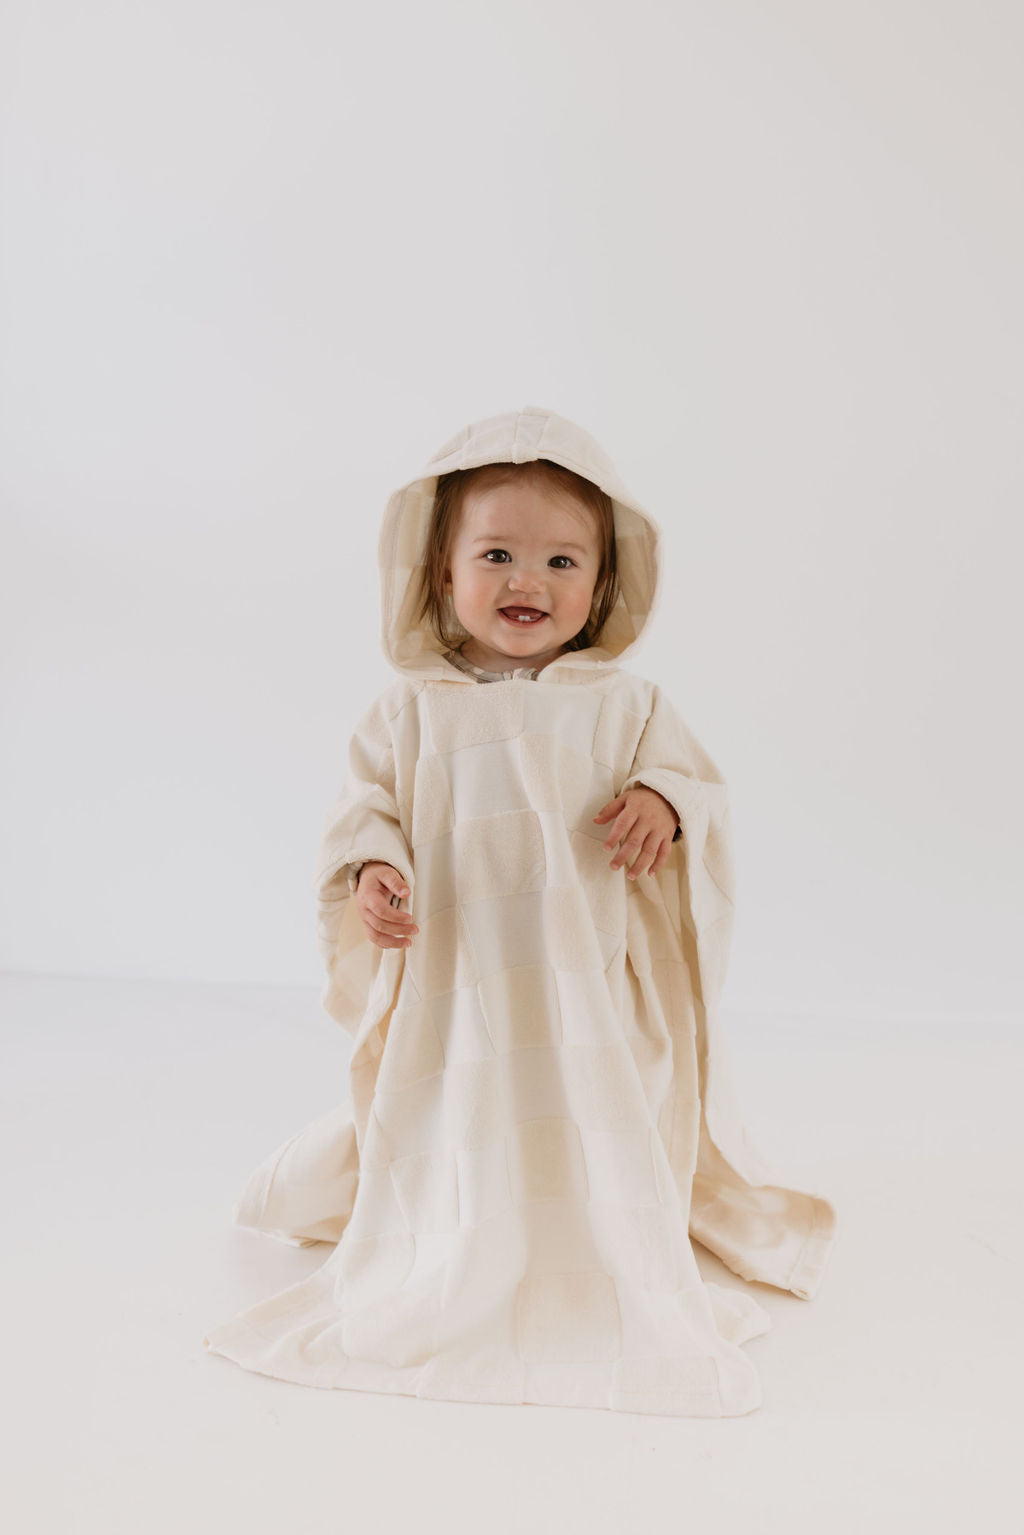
[314,693,414,1035]
[617,682,734,1006]
[618,683,838,1300]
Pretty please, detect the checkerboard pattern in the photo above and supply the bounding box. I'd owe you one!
[204,672,836,1416]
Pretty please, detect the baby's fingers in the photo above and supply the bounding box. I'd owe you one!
[364,916,418,949]
[592,797,624,824]
[374,900,419,945]
[623,831,662,880]
[647,842,672,876]
[357,896,419,948]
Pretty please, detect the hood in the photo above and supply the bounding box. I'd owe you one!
[377,404,664,684]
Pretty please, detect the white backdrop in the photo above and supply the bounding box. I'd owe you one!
[2,0,1021,1021]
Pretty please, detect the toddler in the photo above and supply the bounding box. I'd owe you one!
[203,404,837,1418]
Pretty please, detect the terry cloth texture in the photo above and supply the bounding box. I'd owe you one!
[203,404,838,1418]
[345,643,682,888]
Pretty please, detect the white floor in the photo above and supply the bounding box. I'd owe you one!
[2,972,1019,1534]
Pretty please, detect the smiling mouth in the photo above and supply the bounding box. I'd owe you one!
[499,606,548,624]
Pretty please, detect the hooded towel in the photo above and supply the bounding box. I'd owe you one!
[202,405,838,1417]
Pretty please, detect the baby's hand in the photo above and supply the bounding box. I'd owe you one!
[593,786,679,880]
[355,862,419,949]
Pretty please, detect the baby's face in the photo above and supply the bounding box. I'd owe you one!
[443,480,603,674]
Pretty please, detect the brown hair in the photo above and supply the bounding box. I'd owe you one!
[413,458,621,654]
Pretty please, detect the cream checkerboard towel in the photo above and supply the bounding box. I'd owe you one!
[203,405,837,1416]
